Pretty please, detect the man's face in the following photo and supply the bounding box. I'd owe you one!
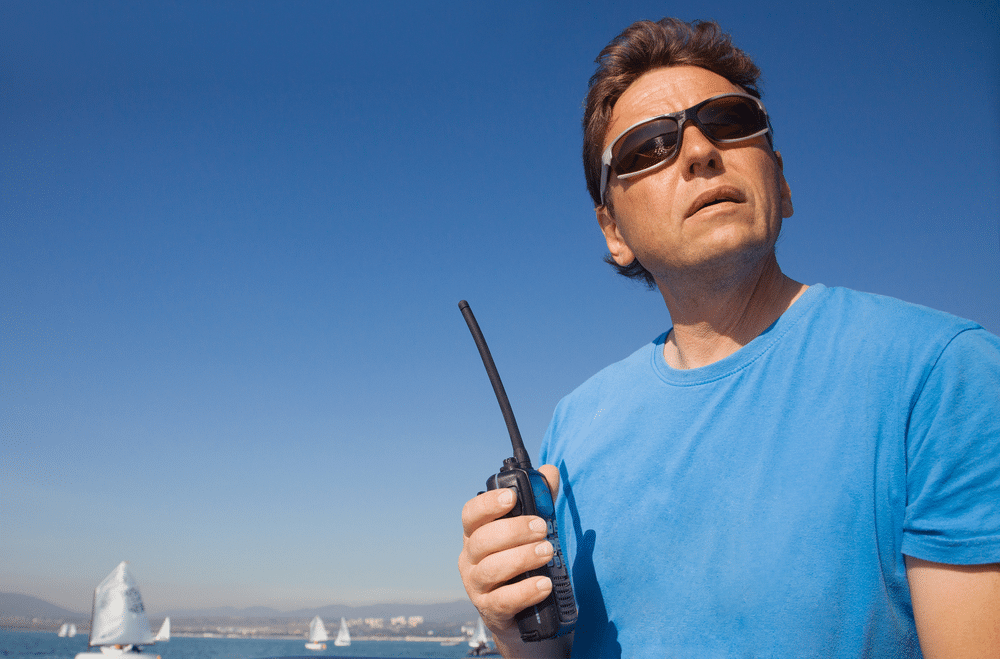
[597,65,793,285]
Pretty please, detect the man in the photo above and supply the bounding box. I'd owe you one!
[459,18,1000,659]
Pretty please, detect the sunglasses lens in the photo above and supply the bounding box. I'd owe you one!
[606,95,769,186]
[611,118,679,175]
[697,96,768,141]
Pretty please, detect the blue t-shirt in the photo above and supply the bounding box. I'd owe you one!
[540,285,1000,658]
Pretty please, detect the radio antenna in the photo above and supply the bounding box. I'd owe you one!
[458,300,531,469]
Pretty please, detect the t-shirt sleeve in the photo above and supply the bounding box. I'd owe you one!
[902,327,1000,564]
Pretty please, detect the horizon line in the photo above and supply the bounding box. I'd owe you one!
[2,591,474,617]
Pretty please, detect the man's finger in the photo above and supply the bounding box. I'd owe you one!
[538,464,560,500]
[472,539,554,592]
[478,576,554,620]
[462,487,517,537]
[465,515,551,568]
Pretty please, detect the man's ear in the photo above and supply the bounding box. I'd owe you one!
[775,150,793,219]
[596,205,636,266]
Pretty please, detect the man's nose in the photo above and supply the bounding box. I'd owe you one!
[678,123,721,175]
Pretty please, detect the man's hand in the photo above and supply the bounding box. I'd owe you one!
[458,464,571,658]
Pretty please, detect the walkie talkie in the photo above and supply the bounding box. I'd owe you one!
[458,300,577,642]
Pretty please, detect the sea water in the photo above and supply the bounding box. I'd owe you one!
[0,630,479,659]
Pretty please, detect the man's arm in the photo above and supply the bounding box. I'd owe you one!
[906,556,1000,658]
[458,464,573,659]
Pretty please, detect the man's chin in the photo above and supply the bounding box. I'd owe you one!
[654,238,778,287]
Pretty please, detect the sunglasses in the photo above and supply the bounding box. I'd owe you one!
[599,92,771,205]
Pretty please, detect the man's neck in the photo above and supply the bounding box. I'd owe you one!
[656,253,807,370]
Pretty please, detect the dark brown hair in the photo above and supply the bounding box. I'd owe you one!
[583,18,765,287]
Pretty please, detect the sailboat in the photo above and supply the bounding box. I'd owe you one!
[333,616,350,647]
[69,624,78,638]
[467,617,499,656]
[304,615,328,651]
[75,561,161,658]
[58,623,70,637]
[154,617,170,642]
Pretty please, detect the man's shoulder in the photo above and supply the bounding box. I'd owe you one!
[587,332,665,381]
[553,333,665,410]
[542,335,665,452]
[814,285,984,339]
[803,285,1000,378]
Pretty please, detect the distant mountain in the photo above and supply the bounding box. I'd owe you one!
[0,592,478,624]
[162,605,288,618]
[0,593,86,619]
[163,599,478,622]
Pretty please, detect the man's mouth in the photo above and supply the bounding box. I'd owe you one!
[686,187,745,217]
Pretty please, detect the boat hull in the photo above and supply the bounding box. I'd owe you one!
[304,642,326,650]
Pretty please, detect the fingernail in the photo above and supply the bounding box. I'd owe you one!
[528,518,547,533]
[535,541,553,557]
[498,489,514,506]
[536,577,552,591]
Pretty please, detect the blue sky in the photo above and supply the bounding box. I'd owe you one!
[2,0,997,613]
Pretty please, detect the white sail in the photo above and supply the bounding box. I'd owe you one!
[308,616,328,643]
[59,623,69,637]
[68,624,77,637]
[469,617,490,648]
[87,561,156,648]
[333,617,350,646]
[154,617,170,642]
